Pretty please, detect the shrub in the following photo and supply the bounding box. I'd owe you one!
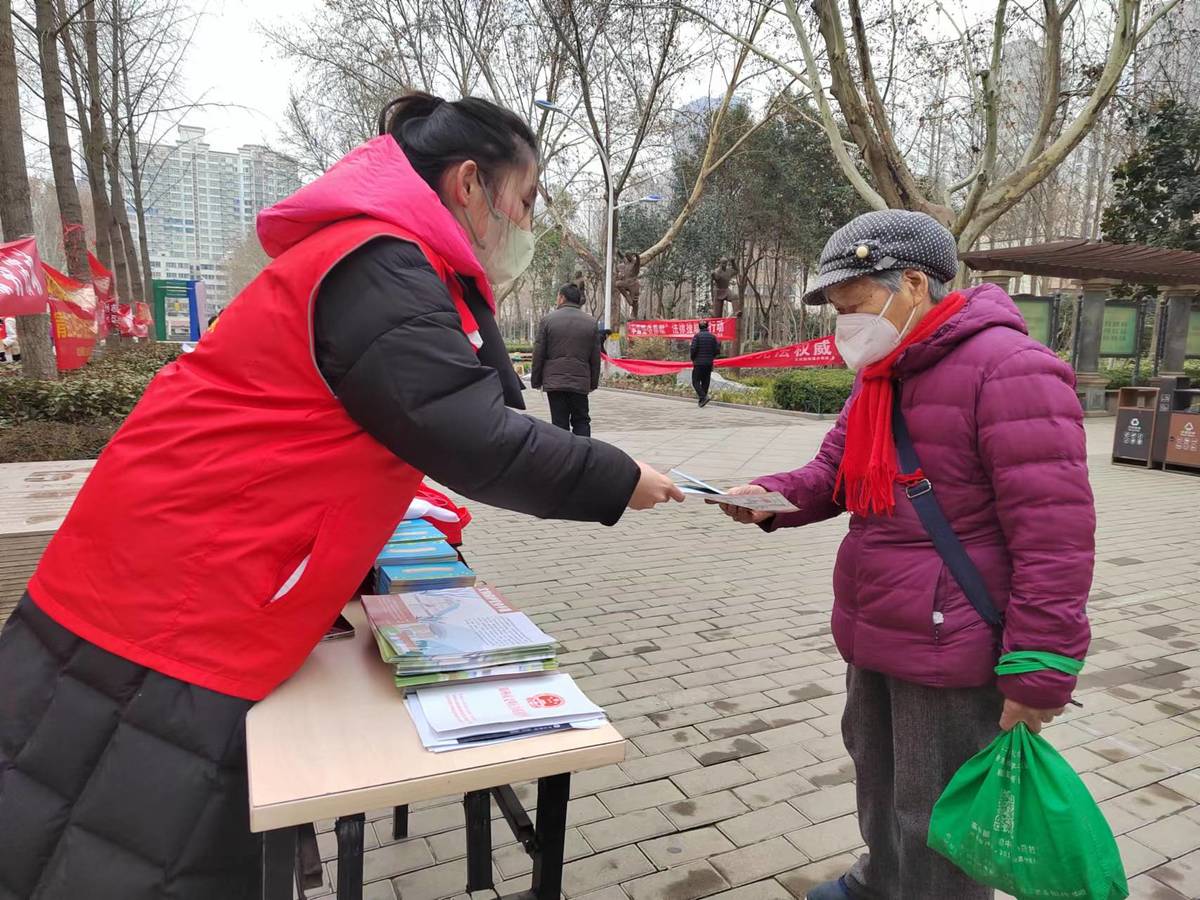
[1098,363,1133,391]
[772,369,855,414]
[624,337,673,360]
[0,420,121,463]
[0,343,178,426]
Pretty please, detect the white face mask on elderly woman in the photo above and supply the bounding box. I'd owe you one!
[469,181,536,287]
[834,292,918,372]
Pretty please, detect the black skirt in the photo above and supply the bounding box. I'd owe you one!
[0,595,260,900]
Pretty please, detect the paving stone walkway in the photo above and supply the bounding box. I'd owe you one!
[308,387,1200,900]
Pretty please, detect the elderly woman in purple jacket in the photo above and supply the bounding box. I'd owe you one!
[722,211,1094,900]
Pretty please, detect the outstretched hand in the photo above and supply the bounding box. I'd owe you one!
[628,462,685,510]
[716,484,773,525]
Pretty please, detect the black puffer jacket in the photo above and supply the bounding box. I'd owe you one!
[690,329,720,366]
[314,239,639,524]
[0,595,260,900]
[530,304,601,394]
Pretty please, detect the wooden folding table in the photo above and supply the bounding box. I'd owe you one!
[247,600,626,899]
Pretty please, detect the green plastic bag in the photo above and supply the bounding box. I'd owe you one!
[927,652,1128,900]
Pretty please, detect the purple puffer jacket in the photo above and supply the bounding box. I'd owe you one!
[755,284,1094,709]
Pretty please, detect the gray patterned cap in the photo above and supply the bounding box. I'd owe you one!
[802,210,959,305]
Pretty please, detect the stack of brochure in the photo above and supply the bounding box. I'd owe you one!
[377,539,459,566]
[390,519,446,543]
[378,560,477,593]
[406,672,607,751]
[362,585,559,691]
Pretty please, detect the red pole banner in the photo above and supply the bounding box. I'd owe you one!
[0,237,50,316]
[626,317,738,341]
[603,334,842,375]
[132,302,153,338]
[43,263,99,371]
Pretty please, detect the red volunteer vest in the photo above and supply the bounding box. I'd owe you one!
[30,217,474,700]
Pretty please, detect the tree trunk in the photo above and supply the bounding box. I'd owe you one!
[57,0,113,271]
[0,0,57,378]
[34,0,89,280]
[118,13,152,313]
[109,0,143,308]
[59,0,122,347]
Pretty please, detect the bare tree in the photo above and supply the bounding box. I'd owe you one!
[693,0,1184,251]
[222,229,270,299]
[0,0,57,378]
[33,0,90,279]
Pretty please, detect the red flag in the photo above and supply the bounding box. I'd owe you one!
[133,301,152,338]
[43,263,99,371]
[602,334,843,375]
[626,317,738,341]
[0,237,50,316]
[88,250,121,338]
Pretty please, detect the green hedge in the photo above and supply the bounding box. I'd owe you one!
[772,369,855,414]
[0,344,179,427]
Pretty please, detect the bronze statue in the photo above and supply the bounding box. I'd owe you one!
[710,257,737,318]
[614,251,642,319]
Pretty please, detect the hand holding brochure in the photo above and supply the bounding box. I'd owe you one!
[670,468,799,514]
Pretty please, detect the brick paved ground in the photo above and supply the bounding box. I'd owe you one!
[307,387,1200,900]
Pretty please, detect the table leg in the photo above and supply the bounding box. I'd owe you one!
[530,774,570,900]
[392,804,409,840]
[261,827,297,900]
[335,813,366,900]
[464,789,494,892]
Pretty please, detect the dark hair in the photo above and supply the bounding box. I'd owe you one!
[699,320,710,329]
[379,91,539,194]
[557,283,582,306]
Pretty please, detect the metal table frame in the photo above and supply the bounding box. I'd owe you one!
[262,773,571,900]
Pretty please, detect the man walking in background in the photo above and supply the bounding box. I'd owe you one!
[531,283,601,436]
[689,320,720,407]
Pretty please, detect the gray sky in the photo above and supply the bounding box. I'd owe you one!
[177,0,320,152]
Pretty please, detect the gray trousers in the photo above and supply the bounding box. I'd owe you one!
[843,665,1003,900]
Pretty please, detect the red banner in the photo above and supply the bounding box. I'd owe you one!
[626,317,738,341]
[132,302,152,338]
[44,264,99,371]
[0,237,49,316]
[603,334,842,376]
[89,251,123,337]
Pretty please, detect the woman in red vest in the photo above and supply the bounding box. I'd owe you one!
[0,93,682,899]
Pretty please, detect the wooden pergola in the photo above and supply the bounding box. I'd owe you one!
[961,239,1200,412]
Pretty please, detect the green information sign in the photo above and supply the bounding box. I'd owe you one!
[1013,297,1053,346]
[1188,309,1200,359]
[1100,304,1138,358]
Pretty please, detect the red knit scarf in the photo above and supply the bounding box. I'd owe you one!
[835,292,967,517]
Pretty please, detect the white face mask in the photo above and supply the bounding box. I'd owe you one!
[466,180,536,288]
[834,292,917,372]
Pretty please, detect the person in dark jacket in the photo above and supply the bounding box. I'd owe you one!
[689,320,720,406]
[531,283,601,435]
[0,92,683,900]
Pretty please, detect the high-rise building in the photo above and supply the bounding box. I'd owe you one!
[126,126,300,306]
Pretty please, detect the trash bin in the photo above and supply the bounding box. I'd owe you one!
[1164,411,1200,474]
[1112,386,1159,467]
[1150,377,1196,468]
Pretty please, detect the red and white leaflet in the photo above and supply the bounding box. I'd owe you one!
[414,672,604,736]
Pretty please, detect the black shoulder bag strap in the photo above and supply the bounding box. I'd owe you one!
[891,384,1004,628]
